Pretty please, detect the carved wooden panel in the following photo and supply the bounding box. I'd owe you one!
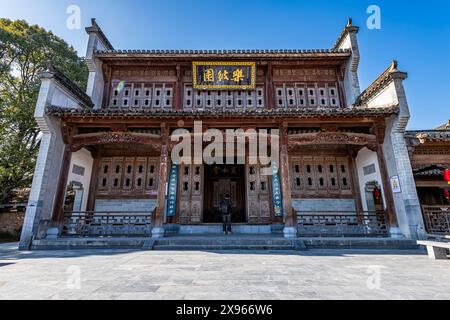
[275,83,340,108]
[111,158,123,191]
[336,157,352,196]
[123,158,135,191]
[273,68,337,82]
[134,158,146,191]
[290,155,353,198]
[178,164,204,224]
[95,157,159,197]
[184,86,265,109]
[110,82,174,109]
[246,163,272,224]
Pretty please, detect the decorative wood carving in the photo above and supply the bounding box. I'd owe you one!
[288,132,377,151]
[70,132,162,152]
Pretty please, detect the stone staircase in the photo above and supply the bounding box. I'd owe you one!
[29,235,418,251]
[148,236,306,251]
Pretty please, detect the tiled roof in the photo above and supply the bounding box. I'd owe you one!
[413,165,447,177]
[95,48,351,58]
[405,130,450,142]
[435,121,450,130]
[46,105,399,119]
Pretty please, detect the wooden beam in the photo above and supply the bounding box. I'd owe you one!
[280,122,295,227]
[376,143,399,227]
[52,146,72,223]
[154,123,169,228]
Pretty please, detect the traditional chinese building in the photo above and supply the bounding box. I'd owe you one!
[405,121,450,235]
[19,19,426,250]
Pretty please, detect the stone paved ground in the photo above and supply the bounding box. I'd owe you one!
[0,242,449,300]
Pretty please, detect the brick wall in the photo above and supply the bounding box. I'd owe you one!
[0,212,25,236]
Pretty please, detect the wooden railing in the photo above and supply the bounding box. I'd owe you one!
[422,206,450,235]
[62,211,152,237]
[297,211,388,237]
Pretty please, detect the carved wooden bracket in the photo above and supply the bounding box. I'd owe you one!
[70,132,162,152]
[373,120,387,144]
[61,123,75,145]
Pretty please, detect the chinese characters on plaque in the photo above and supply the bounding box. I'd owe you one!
[193,62,256,90]
[271,162,284,217]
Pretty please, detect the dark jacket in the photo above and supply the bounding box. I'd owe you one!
[220,198,232,215]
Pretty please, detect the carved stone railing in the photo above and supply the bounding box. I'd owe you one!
[422,206,450,235]
[62,211,152,237]
[297,211,388,237]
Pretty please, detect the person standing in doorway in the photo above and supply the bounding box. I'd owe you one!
[220,194,233,235]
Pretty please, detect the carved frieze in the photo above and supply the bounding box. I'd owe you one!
[288,132,377,151]
[70,132,162,152]
[273,68,337,81]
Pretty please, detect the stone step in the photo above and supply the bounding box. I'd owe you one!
[301,238,419,250]
[155,239,297,246]
[29,237,418,251]
[152,244,298,251]
[31,238,146,250]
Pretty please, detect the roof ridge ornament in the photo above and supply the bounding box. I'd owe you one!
[347,18,353,27]
[86,18,114,51]
[389,60,399,72]
[333,18,360,49]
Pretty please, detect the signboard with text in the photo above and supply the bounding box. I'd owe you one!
[193,62,256,90]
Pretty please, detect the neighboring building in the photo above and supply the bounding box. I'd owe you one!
[406,121,450,234]
[19,19,426,249]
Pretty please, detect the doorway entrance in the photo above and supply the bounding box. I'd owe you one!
[203,164,246,223]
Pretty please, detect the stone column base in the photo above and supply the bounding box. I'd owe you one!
[283,226,298,239]
[151,226,165,239]
[46,227,60,239]
[389,227,404,239]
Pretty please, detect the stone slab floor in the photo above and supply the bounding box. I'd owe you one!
[0,242,449,300]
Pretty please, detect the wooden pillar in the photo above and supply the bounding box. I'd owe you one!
[266,63,274,109]
[152,123,169,237]
[86,151,100,212]
[51,145,72,223]
[337,65,347,108]
[376,143,399,227]
[349,148,364,217]
[102,64,112,108]
[280,122,297,238]
[175,65,183,110]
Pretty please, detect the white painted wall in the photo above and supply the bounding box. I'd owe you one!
[50,85,80,109]
[355,148,385,212]
[366,82,397,108]
[66,148,94,212]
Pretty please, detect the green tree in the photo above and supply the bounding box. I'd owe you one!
[0,19,88,203]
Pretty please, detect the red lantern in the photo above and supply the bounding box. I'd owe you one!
[444,189,450,201]
[373,188,381,201]
[444,169,450,184]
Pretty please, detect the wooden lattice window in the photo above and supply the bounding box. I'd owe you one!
[290,156,353,197]
[96,157,159,195]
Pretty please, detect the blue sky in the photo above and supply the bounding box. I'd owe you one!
[1,0,449,129]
